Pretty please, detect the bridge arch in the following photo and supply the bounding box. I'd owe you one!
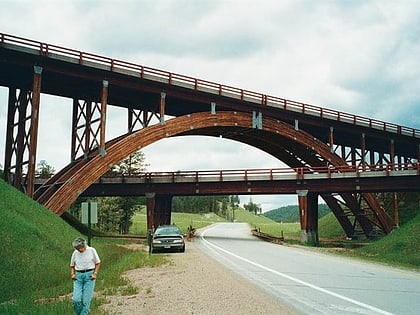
[36,111,392,236]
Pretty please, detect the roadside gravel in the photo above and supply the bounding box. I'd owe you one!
[100,238,296,315]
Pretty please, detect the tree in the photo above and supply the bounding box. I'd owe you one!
[172,195,232,214]
[69,149,148,234]
[36,160,55,178]
[244,198,262,215]
[96,197,135,234]
[230,195,240,209]
[111,150,148,175]
[230,195,240,221]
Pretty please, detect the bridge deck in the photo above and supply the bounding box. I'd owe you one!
[97,167,419,184]
[34,164,420,196]
[1,33,419,139]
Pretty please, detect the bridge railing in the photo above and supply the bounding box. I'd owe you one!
[2,33,419,139]
[93,162,419,184]
[32,162,419,186]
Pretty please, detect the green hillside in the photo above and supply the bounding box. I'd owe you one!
[264,204,331,222]
[349,212,420,270]
[0,179,78,303]
[318,211,346,239]
[0,179,164,314]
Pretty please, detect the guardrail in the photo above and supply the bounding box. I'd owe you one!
[251,229,285,243]
[1,32,419,138]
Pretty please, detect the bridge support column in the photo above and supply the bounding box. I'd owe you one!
[145,193,155,230]
[145,194,173,230]
[153,194,173,227]
[297,190,319,245]
[159,92,166,125]
[71,81,108,161]
[4,66,42,196]
[99,80,108,156]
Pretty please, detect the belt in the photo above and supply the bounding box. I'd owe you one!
[76,268,94,273]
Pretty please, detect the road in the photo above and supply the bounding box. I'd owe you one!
[194,222,420,315]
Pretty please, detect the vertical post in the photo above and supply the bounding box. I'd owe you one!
[329,126,334,152]
[82,202,97,246]
[390,139,395,170]
[26,66,43,197]
[99,80,108,157]
[145,192,156,230]
[297,190,319,245]
[154,195,173,226]
[71,99,78,163]
[418,144,420,163]
[147,229,153,254]
[361,133,366,170]
[5,90,29,190]
[393,192,399,228]
[4,88,16,184]
[211,102,216,115]
[84,101,92,160]
[297,189,308,242]
[88,202,92,246]
[370,149,375,166]
[128,108,134,133]
[143,110,148,128]
[160,92,166,125]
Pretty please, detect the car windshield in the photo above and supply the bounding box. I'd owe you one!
[155,226,181,235]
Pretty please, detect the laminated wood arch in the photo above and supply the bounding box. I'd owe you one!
[39,111,392,235]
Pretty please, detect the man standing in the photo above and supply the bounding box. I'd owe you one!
[70,237,101,315]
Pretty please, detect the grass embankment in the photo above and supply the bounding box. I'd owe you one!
[344,213,420,270]
[0,179,166,314]
[316,211,420,271]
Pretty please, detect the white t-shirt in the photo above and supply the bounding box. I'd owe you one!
[70,246,101,270]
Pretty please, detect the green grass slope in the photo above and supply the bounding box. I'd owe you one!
[234,208,301,238]
[350,212,420,270]
[0,179,166,314]
[317,208,420,270]
[318,212,347,239]
[0,179,80,303]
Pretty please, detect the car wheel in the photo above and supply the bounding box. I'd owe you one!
[180,245,185,253]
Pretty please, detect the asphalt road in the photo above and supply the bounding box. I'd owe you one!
[195,222,420,315]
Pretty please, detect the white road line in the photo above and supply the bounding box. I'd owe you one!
[201,226,395,315]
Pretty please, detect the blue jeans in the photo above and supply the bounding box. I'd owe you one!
[72,270,96,315]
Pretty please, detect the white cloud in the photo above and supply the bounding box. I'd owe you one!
[1,0,419,210]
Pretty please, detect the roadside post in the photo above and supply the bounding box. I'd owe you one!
[81,202,98,246]
[147,229,153,254]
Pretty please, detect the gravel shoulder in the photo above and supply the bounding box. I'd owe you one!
[100,238,296,315]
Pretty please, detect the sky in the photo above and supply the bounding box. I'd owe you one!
[1,0,420,211]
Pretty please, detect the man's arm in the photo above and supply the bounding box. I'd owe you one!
[90,263,100,279]
[71,265,76,280]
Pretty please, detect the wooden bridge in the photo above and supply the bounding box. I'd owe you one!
[1,33,419,244]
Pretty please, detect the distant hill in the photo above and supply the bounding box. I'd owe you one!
[263,204,331,223]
